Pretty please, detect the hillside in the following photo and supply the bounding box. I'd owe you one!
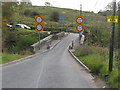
[12,6,118,47]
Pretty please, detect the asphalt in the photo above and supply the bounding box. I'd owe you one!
[2,33,97,88]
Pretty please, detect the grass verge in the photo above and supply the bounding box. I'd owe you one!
[73,45,119,89]
[1,53,29,64]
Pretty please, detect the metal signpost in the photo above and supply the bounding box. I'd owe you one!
[35,16,44,50]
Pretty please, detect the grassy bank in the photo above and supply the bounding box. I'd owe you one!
[73,46,119,89]
[2,27,49,64]
[1,53,29,64]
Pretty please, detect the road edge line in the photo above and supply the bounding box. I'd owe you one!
[68,49,91,72]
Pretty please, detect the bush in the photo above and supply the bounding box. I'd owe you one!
[24,9,31,16]
[13,34,38,53]
[31,11,39,18]
[24,10,39,18]
[50,11,59,22]
[4,31,18,53]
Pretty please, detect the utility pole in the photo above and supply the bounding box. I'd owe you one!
[80,4,82,15]
[79,4,82,43]
[118,2,120,70]
[108,0,116,72]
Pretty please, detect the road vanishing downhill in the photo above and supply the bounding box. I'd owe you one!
[2,33,97,88]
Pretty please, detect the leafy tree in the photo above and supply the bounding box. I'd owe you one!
[50,11,59,22]
[2,2,26,53]
[2,2,19,23]
[45,2,51,7]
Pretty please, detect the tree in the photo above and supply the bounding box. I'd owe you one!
[2,2,26,53]
[50,11,59,22]
[2,2,19,23]
[45,2,51,7]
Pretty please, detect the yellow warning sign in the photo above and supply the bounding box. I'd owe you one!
[107,16,118,23]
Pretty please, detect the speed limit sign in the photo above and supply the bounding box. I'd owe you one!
[36,24,43,31]
[76,16,84,32]
[76,17,83,23]
[35,16,43,23]
[35,16,44,31]
[76,25,84,32]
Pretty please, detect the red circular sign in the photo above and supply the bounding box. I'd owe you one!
[35,16,43,23]
[76,25,84,32]
[76,16,84,23]
[36,24,43,31]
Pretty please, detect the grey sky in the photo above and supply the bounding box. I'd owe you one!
[31,0,120,13]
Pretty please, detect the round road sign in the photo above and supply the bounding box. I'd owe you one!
[35,16,43,23]
[36,24,43,31]
[76,17,83,23]
[76,25,83,32]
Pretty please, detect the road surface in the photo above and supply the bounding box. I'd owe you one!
[2,33,97,88]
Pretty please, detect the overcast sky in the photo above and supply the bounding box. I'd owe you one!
[31,0,120,13]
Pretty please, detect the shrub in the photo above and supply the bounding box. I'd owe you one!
[50,11,59,22]
[24,9,31,16]
[14,34,38,53]
[31,11,39,17]
[4,31,18,53]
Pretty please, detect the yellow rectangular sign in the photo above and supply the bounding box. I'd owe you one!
[107,16,118,23]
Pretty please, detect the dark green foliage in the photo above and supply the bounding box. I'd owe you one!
[98,10,111,16]
[3,28,48,54]
[24,9,31,16]
[23,9,40,17]
[31,11,39,17]
[50,11,59,22]
[13,34,38,53]
[4,31,18,53]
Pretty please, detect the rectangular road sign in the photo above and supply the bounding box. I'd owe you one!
[107,16,118,23]
[84,16,88,24]
[59,16,64,24]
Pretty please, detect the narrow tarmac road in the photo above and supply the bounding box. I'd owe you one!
[2,33,97,88]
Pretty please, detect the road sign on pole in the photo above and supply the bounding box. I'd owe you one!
[35,16,44,50]
[84,16,88,24]
[107,16,118,23]
[59,16,64,24]
[36,24,43,31]
[35,16,44,31]
[76,16,84,32]
[108,0,116,72]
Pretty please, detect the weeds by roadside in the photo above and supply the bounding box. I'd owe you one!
[73,45,119,89]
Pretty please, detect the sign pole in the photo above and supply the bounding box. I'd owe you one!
[108,0,116,72]
[35,16,44,50]
[38,32,40,50]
